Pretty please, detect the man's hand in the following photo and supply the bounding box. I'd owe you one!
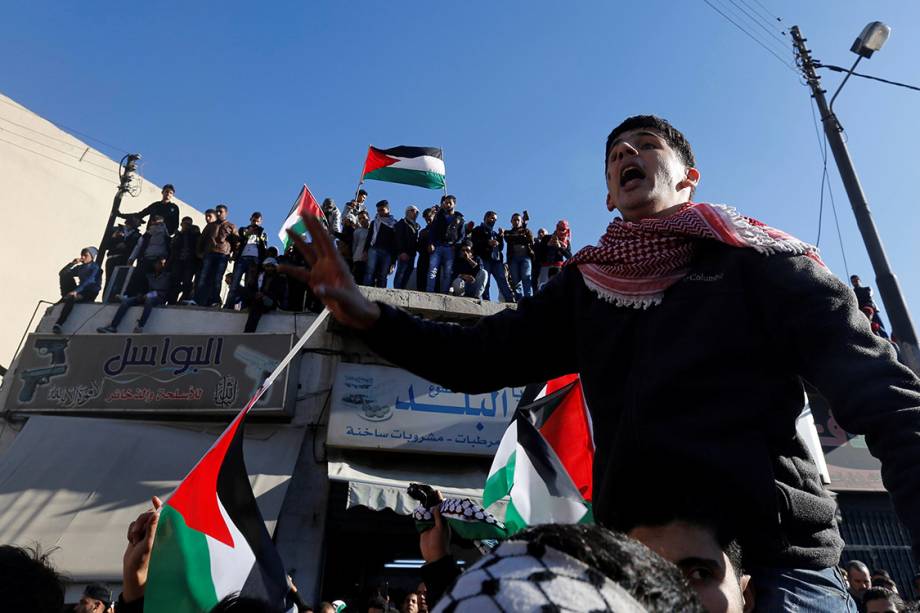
[278,215,380,330]
[428,244,435,254]
[419,507,450,564]
[489,239,499,248]
[123,495,162,603]
[71,258,81,265]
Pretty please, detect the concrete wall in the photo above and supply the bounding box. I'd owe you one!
[0,92,204,370]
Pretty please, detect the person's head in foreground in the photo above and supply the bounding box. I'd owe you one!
[604,115,699,222]
[0,545,65,613]
[846,560,872,600]
[626,516,752,613]
[432,523,703,612]
[862,587,907,613]
[76,583,112,613]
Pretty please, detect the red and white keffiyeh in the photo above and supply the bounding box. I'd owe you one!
[570,202,821,309]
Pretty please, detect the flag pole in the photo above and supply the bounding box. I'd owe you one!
[441,148,448,196]
[355,144,371,202]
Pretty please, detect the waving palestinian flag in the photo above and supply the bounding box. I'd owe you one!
[361,145,446,189]
[144,406,292,613]
[279,183,324,249]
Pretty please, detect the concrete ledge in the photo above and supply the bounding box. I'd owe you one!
[360,286,515,320]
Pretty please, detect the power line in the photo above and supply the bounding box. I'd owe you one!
[807,96,850,276]
[0,114,110,161]
[0,134,117,184]
[701,0,798,73]
[735,0,786,34]
[724,0,787,46]
[0,96,130,155]
[0,124,116,173]
[747,0,785,26]
[816,63,920,93]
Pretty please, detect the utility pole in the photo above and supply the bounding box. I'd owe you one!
[96,153,141,266]
[790,25,920,375]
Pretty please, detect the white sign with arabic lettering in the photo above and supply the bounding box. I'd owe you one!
[327,362,523,456]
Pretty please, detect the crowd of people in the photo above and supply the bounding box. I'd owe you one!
[49,185,573,335]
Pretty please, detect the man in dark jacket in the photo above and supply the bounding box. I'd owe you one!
[103,214,142,295]
[415,207,437,292]
[195,204,236,306]
[52,246,102,333]
[97,257,171,333]
[168,216,201,303]
[119,184,181,236]
[364,200,398,288]
[426,195,465,293]
[393,205,420,290]
[225,211,267,309]
[241,258,287,333]
[283,115,920,612]
[471,211,514,302]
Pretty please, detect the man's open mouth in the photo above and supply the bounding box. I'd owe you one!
[619,165,646,188]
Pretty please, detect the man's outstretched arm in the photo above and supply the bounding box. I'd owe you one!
[280,214,578,394]
[755,253,920,557]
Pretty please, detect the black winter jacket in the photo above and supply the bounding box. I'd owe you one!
[362,241,920,569]
[394,218,420,256]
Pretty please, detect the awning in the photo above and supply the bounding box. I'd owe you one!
[0,415,305,582]
[327,449,503,516]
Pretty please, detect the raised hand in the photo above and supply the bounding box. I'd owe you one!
[279,214,381,330]
[122,495,162,603]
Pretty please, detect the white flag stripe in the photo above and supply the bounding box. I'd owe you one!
[487,420,518,479]
[207,498,257,599]
[389,155,446,175]
[510,445,587,526]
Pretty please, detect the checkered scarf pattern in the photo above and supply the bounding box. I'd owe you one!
[570,202,821,309]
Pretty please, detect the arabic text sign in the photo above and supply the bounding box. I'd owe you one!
[327,362,523,456]
[7,333,295,416]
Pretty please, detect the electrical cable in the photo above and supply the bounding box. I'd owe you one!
[0,134,116,184]
[807,97,850,275]
[701,0,798,73]
[0,124,116,173]
[0,96,130,155]
[724,0,787,46]
[816,64,920,93]
[0,114,113,162]
[808,99,826,246]
[735,0,786,34]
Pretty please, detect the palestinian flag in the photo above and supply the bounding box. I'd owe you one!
[517,374,594,501]
[279,184,324,249]
[483,412,593,535]
[144,404,292,613]
[361,145,446,189]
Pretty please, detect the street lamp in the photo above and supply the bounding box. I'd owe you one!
[829,21,892,114]
[791,23,920,375]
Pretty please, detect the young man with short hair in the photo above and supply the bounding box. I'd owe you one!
[98,256,171,333]
[196,204,236,306]
[504,212,535,299]
[364,200,398,288]
[470,210,514,302]
[168,216,201,303]
[126,215,170,296]
[119,184,181,236]
[426,195,464,293]
[393,205,420,290]
[103,214,142,295]
[52,247,101,333]
[225,211,267,308]
[284,115,920,611]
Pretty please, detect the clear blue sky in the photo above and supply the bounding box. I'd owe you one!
[3,1,919,323]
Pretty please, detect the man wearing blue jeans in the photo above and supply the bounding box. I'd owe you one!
[504,212,534,300]
[426,195,464,293]
[471,211,515,302]
[364,200,398,288]
[393,205,420,290]
[195,204,235,306]
[98,258,171,333]
[225,211,266,308]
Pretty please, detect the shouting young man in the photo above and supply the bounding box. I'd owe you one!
[282,116,920,612]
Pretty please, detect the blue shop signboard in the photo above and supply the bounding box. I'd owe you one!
[327,362,523,456]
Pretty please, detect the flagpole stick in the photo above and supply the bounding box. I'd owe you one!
[355,144,371,203]
[441,148,448,197]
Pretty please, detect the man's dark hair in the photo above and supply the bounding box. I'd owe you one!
[210,594,275,612]
[516,524,704,612]
[357,189,368,197]
[862,587,906,611]
[216,204,229,213]
[251,211,263,219]
[376,200,389,208]
[605,115,696,174]
[205,208,216,216]
[484,211,497,219]
[847,560,870,574]
[163,183,175,193]
[441,194,456,205]
[0,545,65,613]
[181,216,193,224]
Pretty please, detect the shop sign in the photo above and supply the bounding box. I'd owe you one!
[327,362,523,456]
[5,333,296,416]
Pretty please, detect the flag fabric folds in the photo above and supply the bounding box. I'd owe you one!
[361,145,446,190]
[278,183,324,250]
[412,498,509,542]
[483,411,593,536]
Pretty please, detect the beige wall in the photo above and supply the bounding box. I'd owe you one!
[0,92,203,369]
